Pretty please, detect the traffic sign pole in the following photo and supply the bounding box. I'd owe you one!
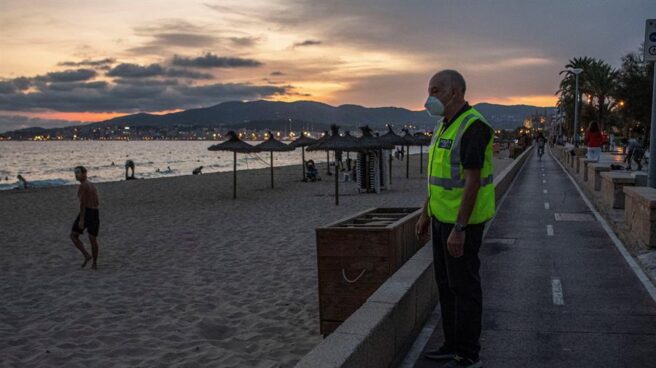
[649,60,656,188]
[645,20,656,187]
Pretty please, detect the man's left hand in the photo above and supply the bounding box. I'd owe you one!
[447,228,465,258]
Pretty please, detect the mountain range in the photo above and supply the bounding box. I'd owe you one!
[2,100,554,136]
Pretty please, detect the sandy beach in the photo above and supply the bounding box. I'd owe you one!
[0,152,512,368]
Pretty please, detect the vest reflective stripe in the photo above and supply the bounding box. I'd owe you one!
[449,114,479,181]
[427,107,496,224]
[429,174,494,189]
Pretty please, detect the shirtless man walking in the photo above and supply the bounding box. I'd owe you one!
[70,166,100,269]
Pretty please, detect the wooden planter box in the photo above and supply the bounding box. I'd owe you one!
[316,207,430,336]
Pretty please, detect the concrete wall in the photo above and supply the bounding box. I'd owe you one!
[295,146,535,368]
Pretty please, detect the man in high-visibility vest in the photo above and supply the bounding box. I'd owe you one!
[416,70,495,368]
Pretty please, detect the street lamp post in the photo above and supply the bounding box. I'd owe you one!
[560,68,584,147]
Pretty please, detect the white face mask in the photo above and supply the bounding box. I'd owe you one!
[424,95,444,117]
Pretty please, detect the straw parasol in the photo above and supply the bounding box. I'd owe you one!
[255,131,293,189]
[288,132,317,182]
[307,125,361,205]
[208,131,260,199]
[378,125,408,184]
[357,125,395,151]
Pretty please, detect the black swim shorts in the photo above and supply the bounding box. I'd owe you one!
[72,208,100,237]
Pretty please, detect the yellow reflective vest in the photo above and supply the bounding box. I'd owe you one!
[427,107,495,224]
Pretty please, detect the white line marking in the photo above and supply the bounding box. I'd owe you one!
[542,173,546,177]
[544,202,550,210]
[543,189,548,194]
[542,179,547,184]
[552,278,565,305]
[547,225,554,236]
[550,148,656,304]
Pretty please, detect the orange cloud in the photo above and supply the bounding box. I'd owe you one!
[477,95,557,107]
[31,109,184,123]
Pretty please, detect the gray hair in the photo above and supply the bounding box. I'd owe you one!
[430,69,467,94]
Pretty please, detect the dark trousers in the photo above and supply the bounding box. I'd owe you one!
[431,219,484,361]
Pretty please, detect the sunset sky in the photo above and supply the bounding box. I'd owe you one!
[0,0,654,131]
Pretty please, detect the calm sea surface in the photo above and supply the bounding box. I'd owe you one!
[0,141,420,190]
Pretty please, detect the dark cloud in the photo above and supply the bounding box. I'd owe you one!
[45,69,97,82]
[125,45,169,55]
[58,58,116,68]
[150,33,217,47]
[232,0,655,101]
[1,70,98,94]
[113,78,179,86]
[128,19,220,55]
[172,53,263,68]
[229,36,259,47]
[47,81,109,91]
[0,74,289,113]
[270,71,285,76]
[293,39,322,47]
[106,63,213,79]
[11,77,32,90]
[0,77,32,94]
[106,63,164,78]
[0,115,83,134]
[165,68,214,79]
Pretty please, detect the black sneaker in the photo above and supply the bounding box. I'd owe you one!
[443,355,482,368]
[424,345,455,360]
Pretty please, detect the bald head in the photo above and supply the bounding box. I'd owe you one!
[427,69,467,120]
[428,69,466,96]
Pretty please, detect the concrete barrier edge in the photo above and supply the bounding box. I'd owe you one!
[294,146,534,368]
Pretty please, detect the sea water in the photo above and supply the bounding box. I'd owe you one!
[0,141,420,190]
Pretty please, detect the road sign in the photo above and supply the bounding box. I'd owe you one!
[646,19,656,61]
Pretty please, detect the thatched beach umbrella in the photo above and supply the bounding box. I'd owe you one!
[307,125,360,205]
[208,131,260,199]
[356,125,395,151]
[378,125,408,184]
[255,132,293,189]
[288,132,317,182]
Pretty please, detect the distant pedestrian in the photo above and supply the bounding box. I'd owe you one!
[335,150,344,171]
[536,133,546,160]
[609,133,616,152]
[625,135,644,171]
[416,69,494,368]
[70,166,100,270]
[584,122,603,161]
[125,159,135,180]
[16,174,28,189]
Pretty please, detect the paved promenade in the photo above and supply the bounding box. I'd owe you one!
[407,147,656,367]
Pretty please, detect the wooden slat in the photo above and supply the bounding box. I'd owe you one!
[316,207,429,337]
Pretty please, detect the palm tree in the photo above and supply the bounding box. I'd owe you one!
[556,57,594,134]
[557,57,618,133]
[585,59,618,130]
